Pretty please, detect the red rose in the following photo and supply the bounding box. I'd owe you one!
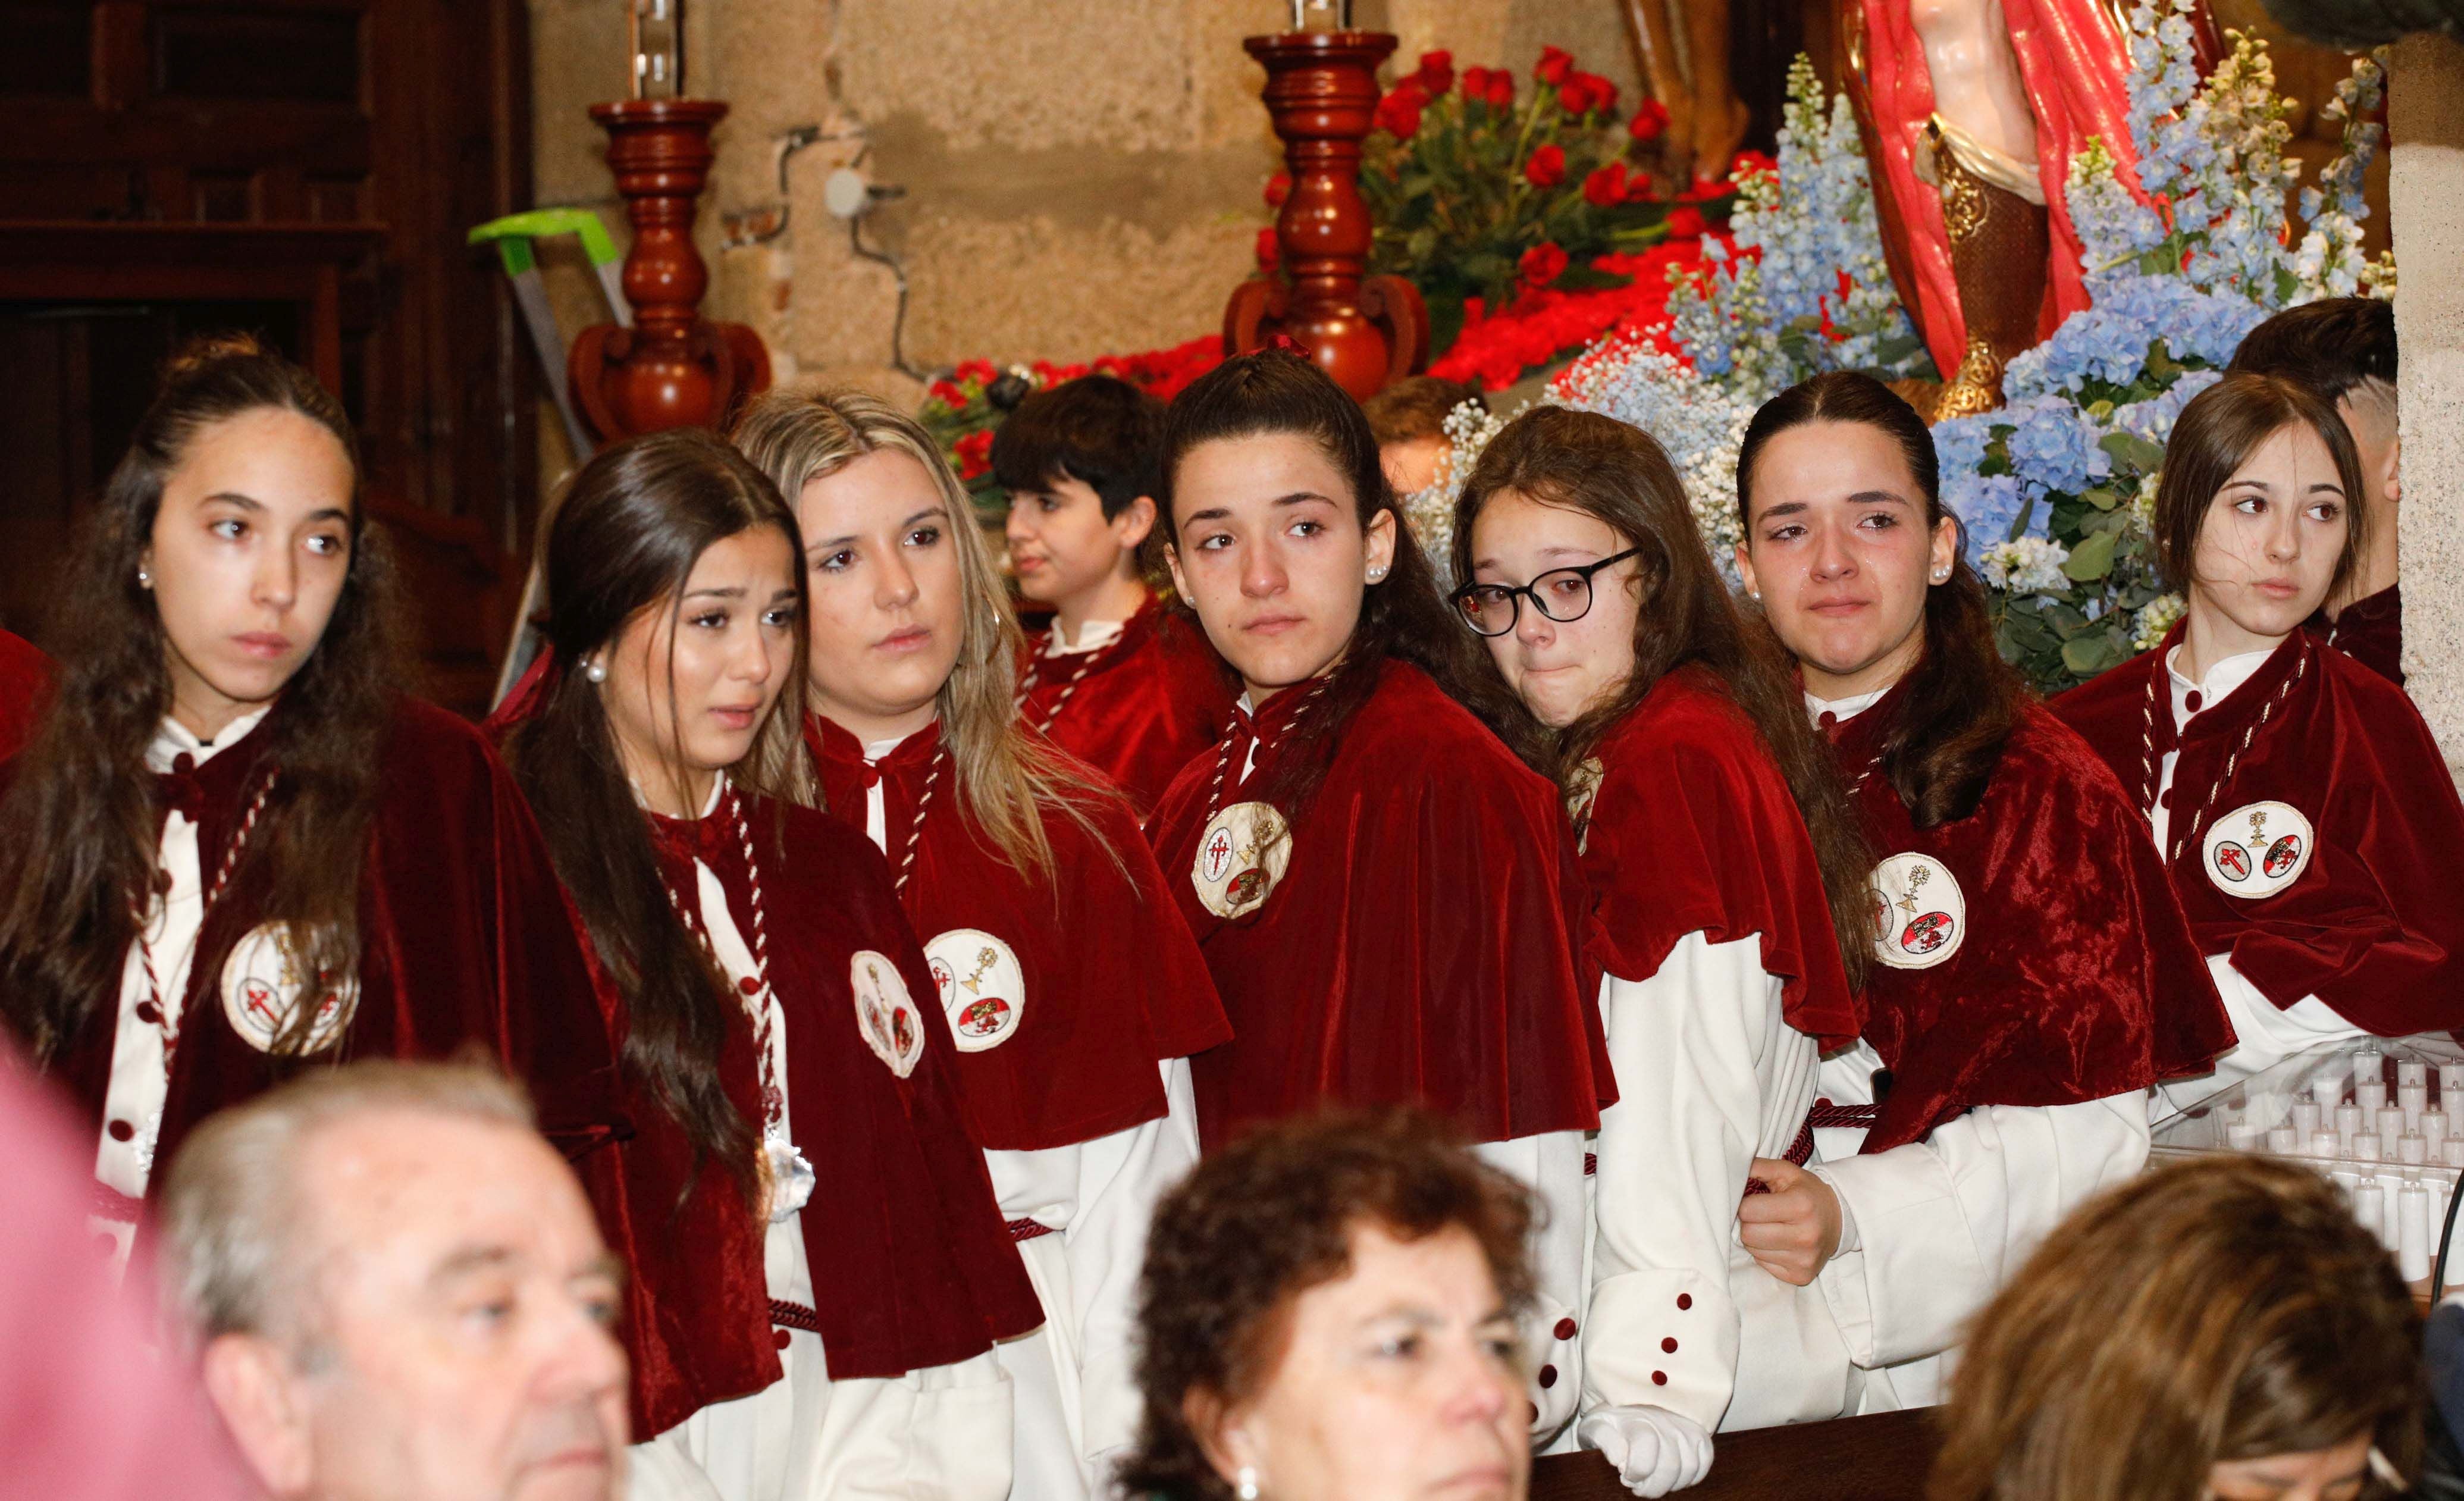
[1558,80,1589,115]
[1572,72,1617,115]
[953,359,998,385]
[954,429,994,480]
[1518,241,1569,288]
[1462,65,1491,102]
[1255,227,1281,270]
[1485,71,1515,109]
[1264,171,1290,209]
[1414,49,1454,98]
[927,378,969,408]
[1534,45,1573,86]
[1669,206,1707,238]
[1582,162,1629,207]
[1373,80,1426,140]
[1628,98,1670,143]
[1523,143,1566,188]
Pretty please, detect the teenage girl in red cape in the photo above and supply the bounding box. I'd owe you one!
[1145,350,1614,1444]
[491,428,1041,1501]
[2054,373,2464,1107]
[1727,371,2232,1418]
[0,337,622,1271]
[1452,406,1873,1493]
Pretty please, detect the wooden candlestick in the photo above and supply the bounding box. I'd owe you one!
[1224,30,1428,401]
[568,98,770,442]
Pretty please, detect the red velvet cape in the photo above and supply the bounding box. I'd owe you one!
[594,794,1045,1437]
[1826,686,2231,1151]
[1579,669,1861,1050]
[2053,626,2464,1035]
[1145,660,1613,1151]
[1017,594,1237,816]
[2306,582,2404,688]
[806,715,1231,1151]
[24,695,627,1197]
[0,628,51,762]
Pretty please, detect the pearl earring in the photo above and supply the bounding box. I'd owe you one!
[136,568,151,588]
[1931,568,1949,582]
[584,660,607,684]
[1236,1467,1261,1501]
[1366,565,1388,582]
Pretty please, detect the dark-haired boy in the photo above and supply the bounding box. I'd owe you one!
[2228,297,2403,683]
[995,375,1234,814]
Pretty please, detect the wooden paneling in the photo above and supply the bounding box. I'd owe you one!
[0,1,537,715]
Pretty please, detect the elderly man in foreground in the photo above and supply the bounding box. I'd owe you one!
[159,1060,632,1501]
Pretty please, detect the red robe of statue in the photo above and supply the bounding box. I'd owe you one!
[1578,668,1861,1049]
[2307,582,2405,687]
[1823,688,2233,1149]
[805,715,1231,1151]
[2054,626,2464,1036]
[603,792,1047,1438]
[1015,595,1236,817]
[0,628,51,762]
[19,697,628,1210]
[1849,0,2162,378]
[1145,660,1612,1150]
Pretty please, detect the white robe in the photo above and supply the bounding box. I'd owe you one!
[1584,932,1854,1436]
[628,828,1013,1501]
[90,709,271,1269]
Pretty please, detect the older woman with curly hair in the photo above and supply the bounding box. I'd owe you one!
[1933,1153,2423,1501]
[1122,1108,1535,1501]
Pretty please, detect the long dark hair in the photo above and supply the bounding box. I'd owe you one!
[1736,372,2026,829]
[499,428,811,1198]
[0,335,400,1063]
[1455,406,1871,989]
[1157,352,1547,818]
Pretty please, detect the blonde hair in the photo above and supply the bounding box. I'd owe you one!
[731,386,1111,880]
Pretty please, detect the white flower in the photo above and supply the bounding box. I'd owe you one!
[1980,537,2073,595]
[2134,593,2187,650]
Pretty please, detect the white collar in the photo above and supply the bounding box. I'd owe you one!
[1046,616,1127,657]
[864,719,938,763]
[2164,644,2274,712]
[1804,685,1892,726]
[146,706,273,775]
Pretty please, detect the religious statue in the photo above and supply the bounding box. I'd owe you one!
[1838,0,2218,419]
[1619,0,1753,192]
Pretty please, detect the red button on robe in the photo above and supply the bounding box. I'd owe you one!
[1578,667,1861,1049]
[807,715,1229,1151]
[0,627,51,762]
[1145,660,1612,1150]
[17,696,629,1217]
[1016,594,1237,817]
[2054,625,2464,1036]
[596,794,1046,1438]
[1825,685,2233,1152]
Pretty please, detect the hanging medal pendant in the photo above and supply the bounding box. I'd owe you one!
[1192,801,1292,920]
[762,1127,815,1223]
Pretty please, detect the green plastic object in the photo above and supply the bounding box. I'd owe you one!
[466,209,621,277]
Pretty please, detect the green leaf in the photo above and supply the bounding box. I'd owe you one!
[1553,264,1634,292]
[1428,296,1469,360]
[2063,529,2118,581]
[2061,632,2124,678]
[2080,485,2123,512]
[2099,431,2166,472]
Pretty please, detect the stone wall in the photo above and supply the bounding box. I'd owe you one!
[526,0,1641,477]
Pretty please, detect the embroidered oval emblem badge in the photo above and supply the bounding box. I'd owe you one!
[1867,853,1966,971]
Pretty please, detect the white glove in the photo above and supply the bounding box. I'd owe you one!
[1576,1404,1714,1497]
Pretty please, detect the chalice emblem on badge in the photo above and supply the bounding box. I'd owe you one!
[1192,801,1291,920]
[1866,853,1966,971]
[923,928,1024,1052]
[2203,800,2313,900]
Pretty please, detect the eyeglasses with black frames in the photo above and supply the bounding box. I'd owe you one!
[1448,547,1642,638]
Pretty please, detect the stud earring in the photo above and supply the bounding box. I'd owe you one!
[1236,1467,1261,1501]
[1366,565,1388,582]
[1931,568,1950,582]
[584,660,608,684]
[136,568,151,588]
